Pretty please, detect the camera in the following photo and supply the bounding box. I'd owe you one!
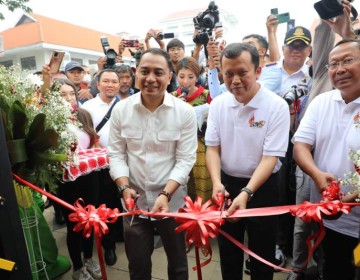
[193,1,222,45]
[100,36,118,69]
[128,48,142,65]
[156,32,175,40]
[122,39,139,48]
[314,0,357,20]
[283,85,306,105]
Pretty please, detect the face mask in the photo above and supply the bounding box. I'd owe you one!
[83,74,92,84]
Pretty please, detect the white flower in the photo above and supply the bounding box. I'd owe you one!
[25,73,44,87]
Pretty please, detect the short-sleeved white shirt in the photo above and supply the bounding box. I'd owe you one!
[82,95,117,147]
[205,84,290,178]
[294,89,360,238]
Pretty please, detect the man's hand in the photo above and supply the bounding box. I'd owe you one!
[225,191,248,222]
[151,194,169,213]
[78,89,93,100]
[97,56,106,71]
[312,170,336,193]
[212,182,228,206]
[122,188,138,210]
[266,14,278,34]
[118,40,125,56]
[323,0,356,39]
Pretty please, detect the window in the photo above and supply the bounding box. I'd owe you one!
[88,60,98,65]
[72,58,83,64]
[20,56,36,70]
[0,60,13,68]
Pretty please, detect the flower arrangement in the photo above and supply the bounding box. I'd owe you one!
[0,65,79,191]
[342,149,360,194]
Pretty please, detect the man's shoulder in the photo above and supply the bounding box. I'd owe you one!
[263,61,280,68]
[81,96,99,111]
[259,61,282,78]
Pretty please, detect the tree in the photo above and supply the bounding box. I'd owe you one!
[0,0,32,20]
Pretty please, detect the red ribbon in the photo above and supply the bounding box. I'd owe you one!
[12,173,360,280]
[68,199,120,238]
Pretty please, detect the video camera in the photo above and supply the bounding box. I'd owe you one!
[193,1,222,46]
[100,36,118,69]
[283,85,306,106]
[156,32,175,40]
[314,0,357,20]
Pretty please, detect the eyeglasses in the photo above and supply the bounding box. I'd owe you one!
[326,57,360,70]
[286,44,309,51]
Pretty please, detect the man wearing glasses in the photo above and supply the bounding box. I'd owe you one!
[258,26,313,271]
[293,38,360,280]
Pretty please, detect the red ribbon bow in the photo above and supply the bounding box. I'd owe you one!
[69,199,120,238]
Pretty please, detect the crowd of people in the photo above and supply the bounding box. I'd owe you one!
[33,1,360,279]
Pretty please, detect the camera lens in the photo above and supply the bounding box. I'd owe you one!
[106,49,117,59]
[283,91,296,105]
[157,32,164,40]
[202,14,215,28]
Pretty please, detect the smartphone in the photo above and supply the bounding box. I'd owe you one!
[123,39,139,48]
[49,51,65,74]
[287,19,296,31]
[277,12,290,24]
[271,8,278,15]
[163,33,175,39]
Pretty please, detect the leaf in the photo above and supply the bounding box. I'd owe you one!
[26,113,45,144]
[1,109,12,141]
[29,128,59,152]
[32,151,67,163]
[10,100,27,140]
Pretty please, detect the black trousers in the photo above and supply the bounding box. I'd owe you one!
[218,171,280,280]
[58,171,100,270]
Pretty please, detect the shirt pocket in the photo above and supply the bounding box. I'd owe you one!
[121,129,143,151]
[156,130,180,154]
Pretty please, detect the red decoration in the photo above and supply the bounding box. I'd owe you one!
[62,148,109,181]
[12,174,360,280]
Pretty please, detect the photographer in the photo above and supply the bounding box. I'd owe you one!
[144,28,166,50]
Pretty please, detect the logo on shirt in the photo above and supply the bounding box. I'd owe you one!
[354,112,360,127]
[248,114,265,128]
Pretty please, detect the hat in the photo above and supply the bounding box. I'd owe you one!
[284,26,312,46]
[65,61,84,72]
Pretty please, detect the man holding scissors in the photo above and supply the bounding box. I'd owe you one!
[107,48,198,280]
[205,42,290,280]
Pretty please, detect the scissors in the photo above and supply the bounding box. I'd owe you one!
[218,186,227,218]
[129,193,140,227]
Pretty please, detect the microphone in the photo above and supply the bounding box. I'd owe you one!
[180,87,189,101]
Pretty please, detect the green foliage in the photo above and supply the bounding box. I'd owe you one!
[0,0,32,20]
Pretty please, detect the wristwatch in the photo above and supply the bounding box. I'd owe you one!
[240,187,254,201]
[117,184,130,197]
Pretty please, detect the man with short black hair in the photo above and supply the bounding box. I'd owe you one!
[205,42,290,280]
[82,69,123,266]
[64,61,93,103]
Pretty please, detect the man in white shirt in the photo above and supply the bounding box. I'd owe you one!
[294,38,360,280]
[108,48,198,280]
[82,69,122,266]
[205,42,290,280]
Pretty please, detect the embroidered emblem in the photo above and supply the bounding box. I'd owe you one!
[248,113,265,128]
[354,112,360,127]
[294,27,305,37]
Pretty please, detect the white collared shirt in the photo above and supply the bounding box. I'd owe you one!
[294,89,360,238]
[82,95,118,147]
[108,92,198,212]
[205,84,290,178]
